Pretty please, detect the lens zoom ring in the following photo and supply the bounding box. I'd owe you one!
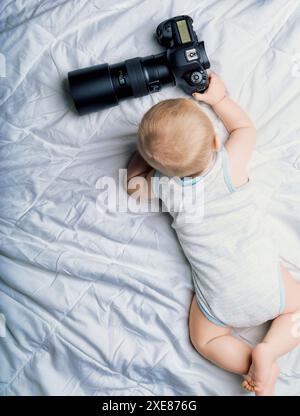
[125,58,148,97]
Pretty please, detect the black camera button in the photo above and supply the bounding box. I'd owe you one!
[190,71,203,84]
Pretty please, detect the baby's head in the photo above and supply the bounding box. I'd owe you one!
[138,98,219,177]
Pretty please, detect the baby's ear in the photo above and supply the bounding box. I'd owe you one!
[213,135,222,151]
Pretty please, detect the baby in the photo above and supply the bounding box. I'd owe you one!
[126,73,300,396]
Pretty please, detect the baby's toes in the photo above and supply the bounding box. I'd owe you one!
[246,376,256,389]
[243,375,253,386]
[242,376,257,393]
[242,380,252,392]
[249,380,256,388]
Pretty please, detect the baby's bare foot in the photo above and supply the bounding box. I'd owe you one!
[242,362,279,395]
[258,363,280,396]
[242,342,276,395]
[242,377,255,393]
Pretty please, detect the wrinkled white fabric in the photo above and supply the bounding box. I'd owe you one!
[0,0,300,396]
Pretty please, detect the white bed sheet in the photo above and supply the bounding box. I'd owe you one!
[0,0,300,395]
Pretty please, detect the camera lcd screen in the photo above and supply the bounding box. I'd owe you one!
[176,20,191,43]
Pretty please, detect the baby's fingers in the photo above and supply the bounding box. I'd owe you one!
[208,71,216,80]
[192,91,209,102]
[192,92,201,99]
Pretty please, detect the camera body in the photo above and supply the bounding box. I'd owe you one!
[68,15,210,115]
[156,15,210,94]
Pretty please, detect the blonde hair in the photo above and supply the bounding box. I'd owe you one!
[138,98,215,177]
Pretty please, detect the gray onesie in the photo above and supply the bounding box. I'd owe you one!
[152,146,285,328]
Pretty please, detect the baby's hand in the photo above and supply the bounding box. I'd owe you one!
[192,72,226,106]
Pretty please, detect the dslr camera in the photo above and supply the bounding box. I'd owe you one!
[68,15,210,115]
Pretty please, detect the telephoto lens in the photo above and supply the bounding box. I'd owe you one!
[68,15,210,115]
[68,53,174,116]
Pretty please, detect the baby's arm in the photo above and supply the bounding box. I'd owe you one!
[126,151,155,200]
[193,73,256,187]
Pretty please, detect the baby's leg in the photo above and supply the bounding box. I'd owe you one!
[189,296,252,375]
[245,266,300,395]
[263,266,300,354]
